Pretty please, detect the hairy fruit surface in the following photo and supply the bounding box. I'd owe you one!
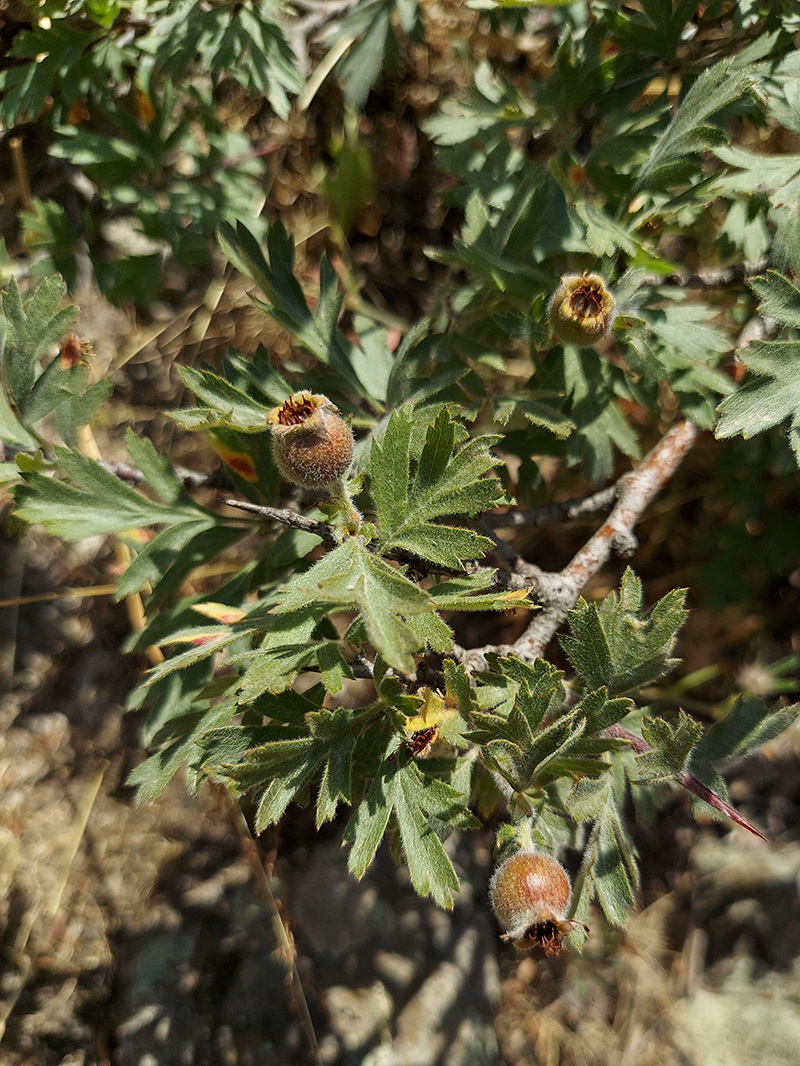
[268,392,354,489]
[548,273,617,347]
[489,849,579,956]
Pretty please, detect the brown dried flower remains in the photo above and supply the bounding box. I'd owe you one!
[274,394,317,426]
[60,333,92,368]
[548,272,617,348]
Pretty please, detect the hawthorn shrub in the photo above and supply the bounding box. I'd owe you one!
[2,2,800,954]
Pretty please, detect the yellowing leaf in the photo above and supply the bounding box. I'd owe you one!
[210,439,259,481]
[403,688,455,735]
[192,602,248,625]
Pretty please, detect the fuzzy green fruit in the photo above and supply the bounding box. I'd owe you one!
[268,392,354,489]
[489,849,584,956]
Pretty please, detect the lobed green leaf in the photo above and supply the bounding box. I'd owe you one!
[636,711,704,783]
[561,569,687,695]
[371,406,504,568]
[272,538,434,674]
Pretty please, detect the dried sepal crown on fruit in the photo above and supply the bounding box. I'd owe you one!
[267,392,354,489]
[548,272,617,348]
[489,849,587,956]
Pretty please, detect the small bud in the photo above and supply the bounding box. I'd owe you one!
[60,334,92,368]
[267,392,354,489]
[489,849,585,956]
[548,272,617,347]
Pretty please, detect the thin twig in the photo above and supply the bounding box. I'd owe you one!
[101,459,230,490]
[9,136,32,211]
[221,497,341,546]
[0,583,119,609]
[641,260,768,290]
[221,500,528,591]
[486,484,618,529]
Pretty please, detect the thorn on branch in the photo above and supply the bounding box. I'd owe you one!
[605,725,768,842]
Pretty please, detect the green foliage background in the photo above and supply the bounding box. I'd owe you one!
[2,0,800,939]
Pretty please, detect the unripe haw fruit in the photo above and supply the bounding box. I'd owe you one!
[548,272,617,347]
[489,850,586,956]
[267,392,354,489]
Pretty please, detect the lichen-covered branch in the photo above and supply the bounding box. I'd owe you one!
[512,419,700,661]
[456,420,700,672]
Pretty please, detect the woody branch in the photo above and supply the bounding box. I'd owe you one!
[458,419,701,670]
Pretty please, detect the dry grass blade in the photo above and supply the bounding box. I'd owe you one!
[217,787,322,1065]
[0,584,118,608]
[0,763,107,1041]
